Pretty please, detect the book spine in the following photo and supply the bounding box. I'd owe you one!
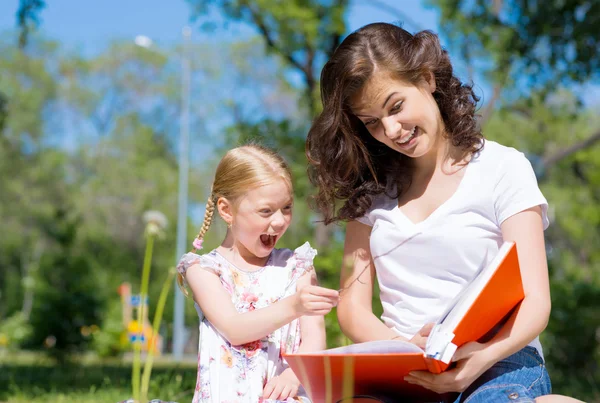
[424,357,447,374]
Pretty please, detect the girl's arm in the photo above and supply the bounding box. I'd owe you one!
[263,267,329,401]
[296,268,326,352]
[337,220,402,342]
[185,265,338,346]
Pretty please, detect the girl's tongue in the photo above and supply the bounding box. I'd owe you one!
[260,234,276,248]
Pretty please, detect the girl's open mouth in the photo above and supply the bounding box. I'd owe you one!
[260,234,277,248]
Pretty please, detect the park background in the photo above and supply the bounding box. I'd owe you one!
[0,0,599,402]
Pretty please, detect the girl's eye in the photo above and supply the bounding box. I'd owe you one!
[260,209,271,214]
[364,119,378,126]
[283,205,293,211]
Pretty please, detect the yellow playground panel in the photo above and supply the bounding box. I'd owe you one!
[118,282,163,354]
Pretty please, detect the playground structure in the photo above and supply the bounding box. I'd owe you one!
[118,282,163,354]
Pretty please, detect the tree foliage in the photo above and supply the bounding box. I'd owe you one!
[484,93,600,397]
[186,0,347,116]
[429,0,600,90]
[16,0,46,48]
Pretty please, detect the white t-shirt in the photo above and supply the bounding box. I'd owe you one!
[357,140,548,356]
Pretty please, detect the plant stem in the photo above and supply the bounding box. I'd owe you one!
[140,267,176,402]
[132,233,155,403]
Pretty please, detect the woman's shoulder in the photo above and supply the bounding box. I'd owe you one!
[353,188,397,226]
[476,140,525,163]
[473,140,532,174]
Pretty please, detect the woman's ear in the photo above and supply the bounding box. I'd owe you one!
[216,197,234,227]
[424,72,436,93]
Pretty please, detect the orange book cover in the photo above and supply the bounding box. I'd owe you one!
[285,242,524,403]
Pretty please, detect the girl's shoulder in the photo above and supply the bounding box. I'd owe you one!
[176,250,224,277]
[262,242,317,296]
[269,242,318,270]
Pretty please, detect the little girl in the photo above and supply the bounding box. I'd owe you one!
[176,144,339,403]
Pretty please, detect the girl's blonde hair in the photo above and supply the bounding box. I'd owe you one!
[177,144,293,296]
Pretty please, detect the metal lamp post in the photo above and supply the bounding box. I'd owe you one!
[172,26,192,360]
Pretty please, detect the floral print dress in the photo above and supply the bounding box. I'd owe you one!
[177,242,317,403]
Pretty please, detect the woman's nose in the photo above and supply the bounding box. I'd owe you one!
[381,116,401,139]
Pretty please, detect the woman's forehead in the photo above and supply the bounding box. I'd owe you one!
[350,74,410,113]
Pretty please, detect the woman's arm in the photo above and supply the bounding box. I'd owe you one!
[483,205,551,358]
[337,220,403,342]
[405,206,551,393]
[185,266,339,346]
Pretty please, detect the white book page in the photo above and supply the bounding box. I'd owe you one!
[318,339,424,355]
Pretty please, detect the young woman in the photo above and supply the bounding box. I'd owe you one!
[306,22,582,403]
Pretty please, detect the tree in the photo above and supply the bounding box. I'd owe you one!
[484,94,600,398]
[187,0,347,117]
[16,0,46,49]
[0,92,7,131]
[430,0,600,160]
[26,209,105,360]
[431,0,599,88]
[0,35,63,321]
[0,35,192,352]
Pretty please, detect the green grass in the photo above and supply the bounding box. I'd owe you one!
[2,351,597,403]
[0,352,197,403]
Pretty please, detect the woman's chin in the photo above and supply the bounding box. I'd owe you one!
[401,139,435,159]
[393,142,424,158]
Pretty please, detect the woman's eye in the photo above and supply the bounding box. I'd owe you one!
[260,209,271,214]
[365,119,378,126]
[390,102,403,113]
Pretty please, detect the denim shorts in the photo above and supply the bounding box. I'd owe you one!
[337,346,552,403]
[453,346,552,403]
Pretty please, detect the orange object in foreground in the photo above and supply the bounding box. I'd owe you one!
[285,242,525,403]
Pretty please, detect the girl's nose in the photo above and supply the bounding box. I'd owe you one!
[270,210,286,229]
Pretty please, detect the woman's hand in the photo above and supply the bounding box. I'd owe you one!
[404,341,495,393]
[409,322,434,349]
[262,368,301,400]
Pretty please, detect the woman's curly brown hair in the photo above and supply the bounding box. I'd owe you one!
[306,22,483,224]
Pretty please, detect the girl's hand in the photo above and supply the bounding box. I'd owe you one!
[263,368,301,400]
[293,285,339,316]
[404,341,494,393]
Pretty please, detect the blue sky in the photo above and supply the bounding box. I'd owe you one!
[0,0,600,104]
[0,0,595,108]
[0,0,440,54]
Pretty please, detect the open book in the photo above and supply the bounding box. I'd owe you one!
[285,241,524,403]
